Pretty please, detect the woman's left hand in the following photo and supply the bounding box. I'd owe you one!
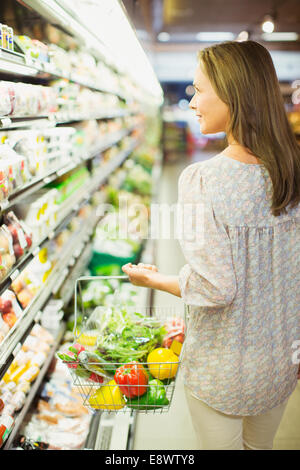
[122,263,161,288]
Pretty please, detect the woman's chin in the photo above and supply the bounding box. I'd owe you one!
[200,125,221,135]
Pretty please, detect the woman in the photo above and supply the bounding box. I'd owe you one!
[122,40,300,450]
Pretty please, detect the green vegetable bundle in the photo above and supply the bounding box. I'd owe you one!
[85,306,167,365]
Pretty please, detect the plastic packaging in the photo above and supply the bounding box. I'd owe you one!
[20,365,40,383]
[11,391,26,411]
[0,225,15,282]
[0,415,14,446]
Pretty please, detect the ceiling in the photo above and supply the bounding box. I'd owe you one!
[122,0,300,82]
[122,0,300,50]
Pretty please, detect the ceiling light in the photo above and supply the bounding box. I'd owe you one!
[262,15,275,33]
[185,85,194,96]
[196,32,235,42]
[158,32,170,42]
[262,32,299,41]
[178,99,189,110]
[236,31,249,42]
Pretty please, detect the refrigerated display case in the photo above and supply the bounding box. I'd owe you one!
[0,0,163,450]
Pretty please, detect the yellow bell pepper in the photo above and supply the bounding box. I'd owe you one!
[147,348,179,380]
[88,380,126,410]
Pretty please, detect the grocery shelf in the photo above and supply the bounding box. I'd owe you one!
[53,110,132,125]
[0,210,99,379]
[0,47,129,101]
[0,116,51,130]
[0,137,140,298]
[2,322,66,450]
[0,126,134,212]
[0,138,141,376]
[0,110,134,130]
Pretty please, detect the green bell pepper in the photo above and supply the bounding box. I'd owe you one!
[127,379,169,410]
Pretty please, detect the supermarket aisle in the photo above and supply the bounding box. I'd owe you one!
[133,151,300,450]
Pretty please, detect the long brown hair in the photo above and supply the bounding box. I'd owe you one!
[198,40,300,216]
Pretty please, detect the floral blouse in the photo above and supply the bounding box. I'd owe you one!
[178,152,300,415]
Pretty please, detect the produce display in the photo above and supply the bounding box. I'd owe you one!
[16,355,92,450]
[10,200,94,309]
[4,211,32,261]
[57,302,185,412]
[0,290,23,343]
[15,167,89,244]
[0,145,31,200]
[0,81,57,118]
[0,323,54,445]
[7,127,75,178]
[121,162,153,196]
[0,225,15,282]
[52,79,120,117]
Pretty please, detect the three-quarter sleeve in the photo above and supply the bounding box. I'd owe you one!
[177,163,237,307]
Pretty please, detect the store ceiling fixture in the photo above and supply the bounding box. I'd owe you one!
[262,32,299,41]
[185,85,194,96]
[236,31,249,42]
[196,32,235,42]
[157,32,171,42]
[262,15,275,33]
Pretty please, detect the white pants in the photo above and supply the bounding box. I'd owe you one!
[184,386,289,450]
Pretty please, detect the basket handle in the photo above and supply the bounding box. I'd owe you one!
[73,275,129,337]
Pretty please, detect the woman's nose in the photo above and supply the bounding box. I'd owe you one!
[189,94,196,110]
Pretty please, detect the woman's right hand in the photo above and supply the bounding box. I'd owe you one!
[136,263,158,272]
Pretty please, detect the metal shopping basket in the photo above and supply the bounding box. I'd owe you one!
[61,275,189,414]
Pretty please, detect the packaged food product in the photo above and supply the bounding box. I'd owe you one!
[4,211,32,260]
[22,334,50,354]
[16,381,31,395]
[9,364,29,384]
[15,288,32,310]
[30,352,46,368]
[0,290,23,319]
[20,365,40,383]
[1,382,16,395]
[10,391,26,411]
[1,404,15,417]
[0,415,14,447]
[0,226,15,282]
[0,82,15,116]
[30,324,54,344]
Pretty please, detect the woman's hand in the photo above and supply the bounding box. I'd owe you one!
[122,263,182,298]
[122,263,160,288]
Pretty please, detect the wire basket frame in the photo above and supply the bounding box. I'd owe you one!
[63,275,189,414]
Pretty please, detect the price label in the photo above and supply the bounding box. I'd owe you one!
[0,118,11,128]
[25,55,33,66]
[12,342,22,358]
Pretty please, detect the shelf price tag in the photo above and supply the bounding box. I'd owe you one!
[0,118,11,129]
[12,342,22,358]
[48,230,55,240]
[25,56,33,66]
[10,269,20,282]
[35,310,42,323]
[0,199,9,211]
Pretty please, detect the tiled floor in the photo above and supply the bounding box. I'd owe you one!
[133,152,300,450]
